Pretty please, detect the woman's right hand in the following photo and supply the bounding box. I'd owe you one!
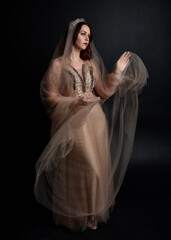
[78,96,101,105]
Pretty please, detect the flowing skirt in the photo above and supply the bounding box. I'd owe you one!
[49,103,115,231]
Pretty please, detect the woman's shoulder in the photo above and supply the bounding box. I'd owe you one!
[50,56,62,66]
[47,57,63,72]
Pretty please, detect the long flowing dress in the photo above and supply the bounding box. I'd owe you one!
[51,62,115,229]
[34,55,148,232]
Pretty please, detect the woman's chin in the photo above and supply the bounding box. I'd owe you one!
[80,46,87,50]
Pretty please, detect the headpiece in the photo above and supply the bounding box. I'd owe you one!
[70,18,85,26]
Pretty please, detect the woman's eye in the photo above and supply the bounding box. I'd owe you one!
[80,33,91,39]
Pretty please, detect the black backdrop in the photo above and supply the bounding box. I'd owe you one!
[15,0,171,239]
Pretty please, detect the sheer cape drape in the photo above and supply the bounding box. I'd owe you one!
[34,18,148,231]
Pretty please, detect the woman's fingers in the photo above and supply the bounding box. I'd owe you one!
[120,51,131,61]
[81,96,100,104]
[116,51,131,72]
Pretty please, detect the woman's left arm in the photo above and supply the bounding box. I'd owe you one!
[93,51,131,99]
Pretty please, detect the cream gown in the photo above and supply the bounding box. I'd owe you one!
[35,54,148,232]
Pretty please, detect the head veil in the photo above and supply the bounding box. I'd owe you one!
[34,18,148,227]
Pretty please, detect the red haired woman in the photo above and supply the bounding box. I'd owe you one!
[34,18,148,232]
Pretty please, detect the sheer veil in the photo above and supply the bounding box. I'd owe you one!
[34,18,148,229]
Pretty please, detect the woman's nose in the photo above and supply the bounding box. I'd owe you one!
[85,35,89,41]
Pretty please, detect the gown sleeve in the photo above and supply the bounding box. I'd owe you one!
[90,52,148,200]
[90,59,123,99]
[40,58,79,129]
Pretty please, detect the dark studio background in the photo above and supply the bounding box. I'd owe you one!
[16,0,171,239]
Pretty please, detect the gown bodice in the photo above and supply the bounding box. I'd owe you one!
[69,63,95,97]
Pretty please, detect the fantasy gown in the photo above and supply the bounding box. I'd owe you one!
[34,55,148,231]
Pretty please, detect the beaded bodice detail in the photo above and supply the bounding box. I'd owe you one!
[69,63,95,97]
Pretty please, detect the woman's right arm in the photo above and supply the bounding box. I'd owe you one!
[41,58,100,125]
[40,58,80,123]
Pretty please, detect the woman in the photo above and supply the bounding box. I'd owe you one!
[34,18,148,232]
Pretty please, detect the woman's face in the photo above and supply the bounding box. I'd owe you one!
[75,25,91,50]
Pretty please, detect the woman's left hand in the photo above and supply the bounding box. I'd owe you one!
[116,51,131,73]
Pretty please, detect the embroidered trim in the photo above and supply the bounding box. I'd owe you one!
[70,63,94,97]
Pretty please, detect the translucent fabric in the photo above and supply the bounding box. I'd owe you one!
[34,18,148,231]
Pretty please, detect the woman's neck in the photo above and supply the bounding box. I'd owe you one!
[70,45,82,63]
